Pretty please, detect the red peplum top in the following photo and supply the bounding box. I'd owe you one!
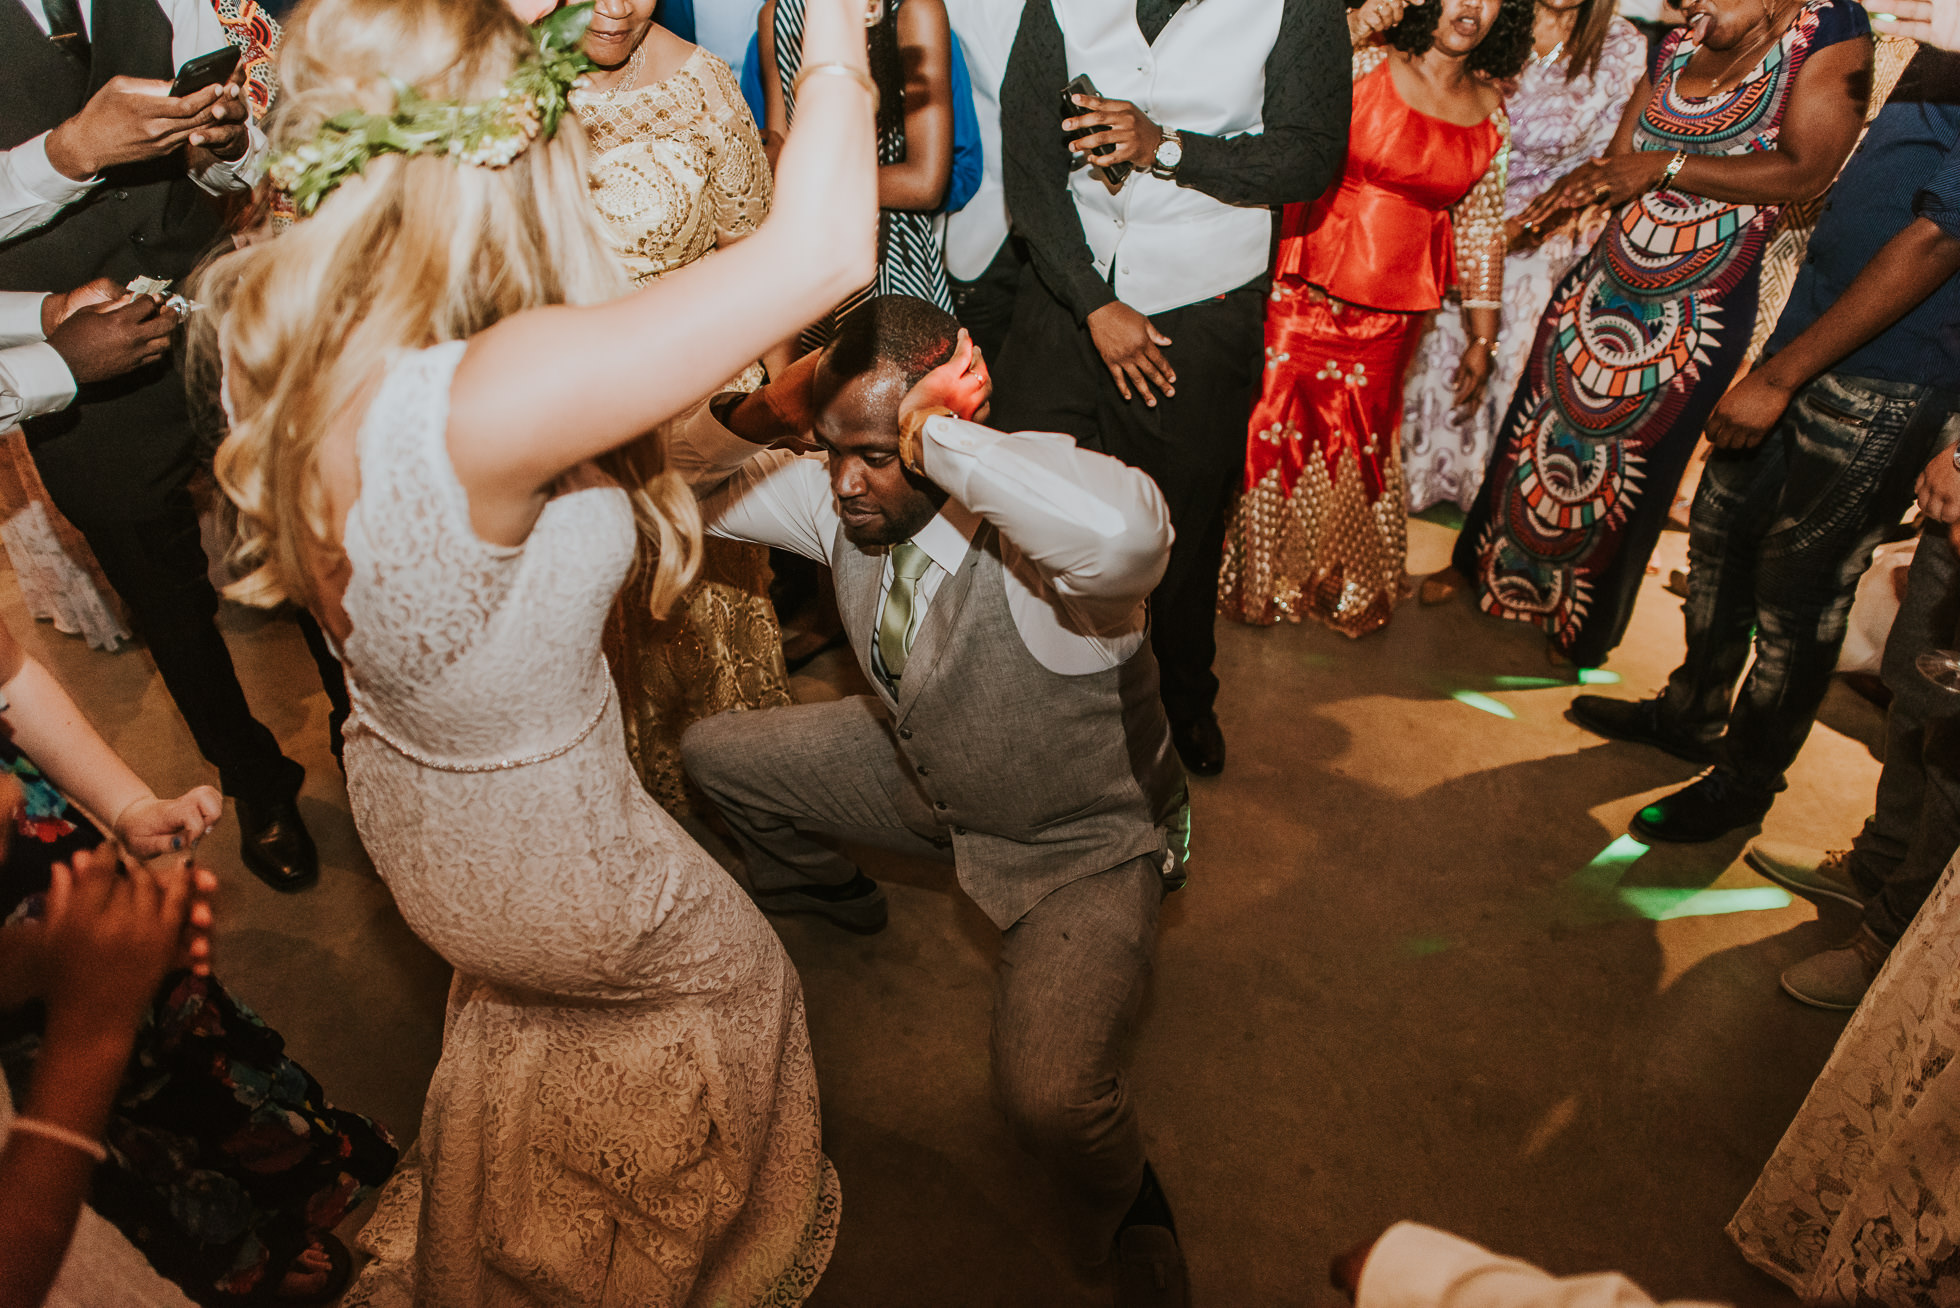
[1281,55,1506,314]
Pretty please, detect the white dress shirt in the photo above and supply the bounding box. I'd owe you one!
[669,408,1173,676]
[0,0,269,245]
[0,290,72,428]
[942,0,1024,281]
[1359,1224,1730,1308]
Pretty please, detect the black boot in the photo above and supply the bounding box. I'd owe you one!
[1631,767,1778,843]
[1116,1162,1190,1308]
[1568,694,1717,764]
[1170,712,1225,777]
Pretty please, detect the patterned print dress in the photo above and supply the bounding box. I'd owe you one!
[0,740,396,1305]
[1399,19,1647,514]
[772,0,955,348]
[1453,0,1870,665]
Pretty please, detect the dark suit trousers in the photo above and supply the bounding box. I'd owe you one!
[990,270,1265,725]
[67,487,322,807]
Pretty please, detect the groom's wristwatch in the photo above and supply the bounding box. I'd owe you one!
[899,406,953,474]
[1152,128,1184,179]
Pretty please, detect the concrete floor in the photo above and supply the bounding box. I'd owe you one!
[14,516,1883,1307]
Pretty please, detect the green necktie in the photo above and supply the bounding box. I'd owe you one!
[876,541,933,683]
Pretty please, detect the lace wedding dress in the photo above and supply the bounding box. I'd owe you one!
[337,343,837,1307]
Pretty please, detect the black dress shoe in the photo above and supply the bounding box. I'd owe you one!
[1115,1162,1189,1308]
[1567,694,1717,764]
[236,793,320,892]
[1631,768,1778,843]
[1170,713,1225,777]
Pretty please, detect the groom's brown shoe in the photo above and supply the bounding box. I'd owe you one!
[752,873,888,934]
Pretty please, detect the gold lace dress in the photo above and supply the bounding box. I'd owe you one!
[574,49,792,814]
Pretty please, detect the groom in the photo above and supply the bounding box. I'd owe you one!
[673,295,1193,1307]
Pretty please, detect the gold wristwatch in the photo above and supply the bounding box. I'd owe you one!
[898,406,953,474]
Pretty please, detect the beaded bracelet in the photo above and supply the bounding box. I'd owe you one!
[794,62,880,115]
[10,1117,108,1162]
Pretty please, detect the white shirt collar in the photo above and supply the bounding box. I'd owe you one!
[907,497,980,575]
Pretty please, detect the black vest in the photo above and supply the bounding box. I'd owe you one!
[0,0,230,523]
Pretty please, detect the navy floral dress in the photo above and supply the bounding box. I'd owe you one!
[0,739,396,1304]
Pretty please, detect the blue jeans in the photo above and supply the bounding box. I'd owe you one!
[1660,371,1960,788]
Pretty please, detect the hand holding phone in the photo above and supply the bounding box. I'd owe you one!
[1060,73,1132,186]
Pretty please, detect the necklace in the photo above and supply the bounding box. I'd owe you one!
[1530,37,1566,67]
[1686,0,1790,92]
[593,39,647,102]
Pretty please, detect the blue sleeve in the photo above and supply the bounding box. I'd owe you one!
[740,30,768,129]
[1807,0,1873,50]
[1913,115,1960,240]
[943,34,984,215]
[656,0,697,43]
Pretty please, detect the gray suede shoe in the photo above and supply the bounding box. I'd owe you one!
[1746,842,1867,909]
[1780,926,1890,1011]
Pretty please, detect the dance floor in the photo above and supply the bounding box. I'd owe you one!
[25,515,1872,1305]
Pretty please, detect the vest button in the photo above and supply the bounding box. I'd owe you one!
[131,233,147,245]
[915,764,929,776]
[113,190,129,201]
[952,826,966,836]
[934,801,948,811]
[898,727,912,739]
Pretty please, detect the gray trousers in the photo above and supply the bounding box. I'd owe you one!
[681,696,1162,1262]
[1849,524,1960,944]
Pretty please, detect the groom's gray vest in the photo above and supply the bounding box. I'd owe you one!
[831,522,1188,929]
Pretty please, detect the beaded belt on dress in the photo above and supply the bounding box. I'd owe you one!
[350,659,614,774]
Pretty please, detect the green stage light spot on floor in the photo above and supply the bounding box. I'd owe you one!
[1577,668,1622,685]
[1615,886,1794,921]
[1492,675,1565,690]
[1567,833,1650,893]
[1452,690,1516,719]
[1403,935,1453,957]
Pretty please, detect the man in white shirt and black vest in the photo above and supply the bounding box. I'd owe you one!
[991,0,1349,776]
[677,295,1197,1306]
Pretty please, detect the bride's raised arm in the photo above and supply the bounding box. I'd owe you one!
[450,0,878,489]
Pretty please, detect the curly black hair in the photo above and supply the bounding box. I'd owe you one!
[1382,0,1536,82]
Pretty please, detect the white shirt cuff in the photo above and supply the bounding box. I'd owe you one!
[12,132,98,207]
[0,293,50,347]
[0,341,78,424]
[192,119,270,194]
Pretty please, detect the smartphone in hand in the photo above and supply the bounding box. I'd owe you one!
[169,45,242,98]
[1060,72,1132,187]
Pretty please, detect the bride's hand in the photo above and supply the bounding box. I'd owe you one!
[900,331,992,427]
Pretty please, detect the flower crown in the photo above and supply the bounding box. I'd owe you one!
[267,3,597,216]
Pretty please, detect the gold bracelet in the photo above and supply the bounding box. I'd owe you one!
[899,406,952,474]
[793,62,880,115]
[11,1116,109,1163]
[1659,149,1688,190]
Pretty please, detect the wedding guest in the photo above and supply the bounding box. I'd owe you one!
[1220,0,1527,638]
[1566,49,1960,856]
[1399,0,1644,517]
[1450,0,1872,668]
[991,0,1350,776]
[761,0,956,340]
[0,614,396,1305]
[0,0,338,892]
[0,843,200,1308]
[193,0,878,1296]
[569,0,796,815]
[678,295,1194,1308]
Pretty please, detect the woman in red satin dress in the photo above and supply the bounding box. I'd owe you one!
[1219,0,1533,636]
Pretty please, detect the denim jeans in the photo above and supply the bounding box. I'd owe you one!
[1849,524,1960,944]
[1660,371,1960,788]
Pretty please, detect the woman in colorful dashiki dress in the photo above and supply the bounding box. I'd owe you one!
[1399,1,1646,514]
[1218,0,1530,637]
[1451,0,1872,665]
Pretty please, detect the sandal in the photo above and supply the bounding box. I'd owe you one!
[221,1232,353,1307]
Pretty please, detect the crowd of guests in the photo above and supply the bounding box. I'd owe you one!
[2,0,1960,1303]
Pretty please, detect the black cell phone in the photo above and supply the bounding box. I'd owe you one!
[1060,72,1132,186]
[169,45,242,98]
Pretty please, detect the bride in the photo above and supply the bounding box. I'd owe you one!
[189,0,877,1301]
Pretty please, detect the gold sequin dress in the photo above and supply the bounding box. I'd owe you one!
[1220,47,1508,637]
[574,48,793,814]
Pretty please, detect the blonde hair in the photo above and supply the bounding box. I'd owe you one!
[192,0,701,617]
